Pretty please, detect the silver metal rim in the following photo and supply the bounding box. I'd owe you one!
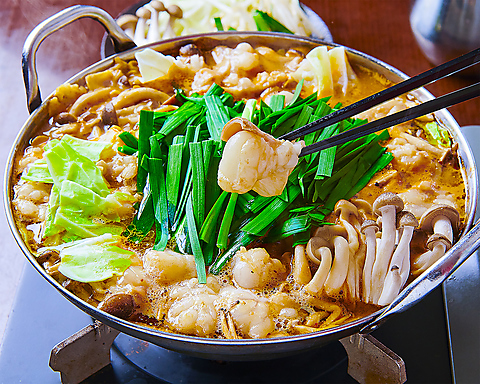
[5,31,477,357]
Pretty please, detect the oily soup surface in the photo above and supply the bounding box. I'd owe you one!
[11,42,466,339]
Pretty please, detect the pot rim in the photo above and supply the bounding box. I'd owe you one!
[5,31,477,356]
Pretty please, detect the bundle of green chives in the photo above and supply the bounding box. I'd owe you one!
[123,82,392,282]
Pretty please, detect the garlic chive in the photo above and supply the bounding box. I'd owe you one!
[205,95,229,141]
[118,131,138,149]
[137,110,154,192]
[189,142,205,228]
[200,190,229,244]
[268,94,285,112]
[186,195,207,283]
[166,143,183,217]
[217,193,238,250]
[149,158,169,251]
[241,99,257,121]
[214,17,224,31]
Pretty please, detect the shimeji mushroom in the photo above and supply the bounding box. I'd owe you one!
[134,7,151,45]
[99,293,135,320]
[334,200,360,254]
[370,192,404,303]
[394,211,419,286]
[376,265,402,306]
[350,198,373,222]
[361,219,379,303]
[146,1,167,43]
[292,244,311,285]
[377,211,418,305]
[116,14,138,39]
[411,204,460,274]
[334,200,361,300]
[163,4,183,39]
[313,225,350,296]
[304,237,333,295]
[419,204,459,244]
[412,233,452,275]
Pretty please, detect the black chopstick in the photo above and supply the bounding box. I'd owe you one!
[280,47,480,142]
[299,81,480,157]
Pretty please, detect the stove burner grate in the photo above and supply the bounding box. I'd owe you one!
[49,321,406,384]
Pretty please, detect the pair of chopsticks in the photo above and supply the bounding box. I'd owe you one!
[279,47,480,157]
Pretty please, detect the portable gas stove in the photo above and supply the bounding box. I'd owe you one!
[1,128,480,384]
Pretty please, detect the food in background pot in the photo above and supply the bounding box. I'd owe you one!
[116,0,326,45]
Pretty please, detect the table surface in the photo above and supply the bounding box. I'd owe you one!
[0,0,479,343]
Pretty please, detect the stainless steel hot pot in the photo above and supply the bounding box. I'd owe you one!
[4,5,478,361]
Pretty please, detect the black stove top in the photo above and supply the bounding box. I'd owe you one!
[0,263,452,383]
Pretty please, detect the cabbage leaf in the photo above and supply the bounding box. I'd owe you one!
[60,135,112,160]
[48,234,134,282]
[135,48,175,82]
[305,46,333,97]
[424,122,451,148]
[34,136,133,240]
[21,159,54,183]
[23,135,111,184]
[44,141,109,196]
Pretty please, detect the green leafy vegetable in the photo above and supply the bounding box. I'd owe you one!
[52,209,124,238]
[138,110,154,192]
[214,17,224,31]
[252,10,293,33]
[200,190,229,244]
[268,95,286,112]
[241,185,301,235]
[266,214,311,242]
[242,99,257,121]
[40,137,133,240]
[118,145,137,155]
[424,121,451,148]
[60,135,112,160]
[190,142,206,227]
[125,185,155,242]
[22,135,112,184]
[118,131,139,149]
[22,159,53,183]
[52,234,134,283]
[205,95,230,141]
[186,196,207,283]
[166,142,183,216]
[217,193,238,249]
[149,158,170,251]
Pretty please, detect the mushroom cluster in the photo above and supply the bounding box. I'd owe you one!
[117,1,184,46]
[293,200,364,301]
[293,193,460,307]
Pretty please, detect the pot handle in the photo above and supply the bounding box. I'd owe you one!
[22,5,136,114]
[360,217,480,334]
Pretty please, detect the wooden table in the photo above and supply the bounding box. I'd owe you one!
[0,0,478,340]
